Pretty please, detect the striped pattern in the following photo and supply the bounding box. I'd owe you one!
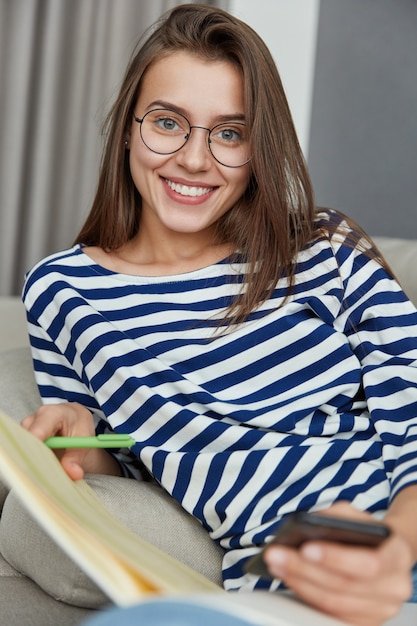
[23,210,417,590]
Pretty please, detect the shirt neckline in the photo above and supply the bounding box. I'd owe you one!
[76,244,241,284]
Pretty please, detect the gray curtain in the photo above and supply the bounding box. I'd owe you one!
[0,0,227,296]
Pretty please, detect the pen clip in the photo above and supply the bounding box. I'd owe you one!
[96,434,134,446]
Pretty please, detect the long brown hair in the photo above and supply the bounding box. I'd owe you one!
[75,5,386,324]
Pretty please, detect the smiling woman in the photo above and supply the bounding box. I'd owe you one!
[15,5,417,625]
[121,51,250,264]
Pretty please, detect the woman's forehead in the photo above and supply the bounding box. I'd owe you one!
[135,51,245,122]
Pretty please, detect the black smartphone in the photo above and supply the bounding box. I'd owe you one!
[245,511,391,579]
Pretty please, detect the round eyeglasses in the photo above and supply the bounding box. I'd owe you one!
[133,108,251,168]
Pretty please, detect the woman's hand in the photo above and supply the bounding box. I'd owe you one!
[21,403,121,480]
[263,502,414,626]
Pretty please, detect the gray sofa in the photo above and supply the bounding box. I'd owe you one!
[1,235,417,626]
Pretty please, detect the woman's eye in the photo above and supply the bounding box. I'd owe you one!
[214,126,244,143]
[157,117,179,131]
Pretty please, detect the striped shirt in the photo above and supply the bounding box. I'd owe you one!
[23,210,417,591]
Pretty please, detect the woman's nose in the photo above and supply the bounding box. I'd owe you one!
[175,127,211,171]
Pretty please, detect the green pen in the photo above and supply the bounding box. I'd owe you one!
[44,434,135,449]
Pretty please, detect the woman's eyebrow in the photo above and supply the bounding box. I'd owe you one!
[144,100,246,123]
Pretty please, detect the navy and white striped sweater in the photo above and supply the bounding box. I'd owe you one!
[23,211,417,590]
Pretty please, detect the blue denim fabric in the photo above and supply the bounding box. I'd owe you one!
[82,601,256,626]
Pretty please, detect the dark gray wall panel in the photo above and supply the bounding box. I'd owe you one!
[308,0,417,238]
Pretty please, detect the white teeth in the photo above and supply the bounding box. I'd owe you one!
[165,179,213,197]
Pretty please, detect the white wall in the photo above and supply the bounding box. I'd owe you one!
[228,0,321,157]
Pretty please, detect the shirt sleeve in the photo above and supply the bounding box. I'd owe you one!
[24,305,145,480]
[333,238,417,501]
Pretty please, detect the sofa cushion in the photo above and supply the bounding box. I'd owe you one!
[0,551,93,625]
[0,346,41,419]
[0,297,29,352]
[0,347,41,511]
[0,475,224,609]
[0,577,92,626]
[373,236,417,307]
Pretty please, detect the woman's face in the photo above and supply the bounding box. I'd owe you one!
[128,51,251,243]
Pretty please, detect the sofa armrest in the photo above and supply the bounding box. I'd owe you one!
[0,297,29,352]
[373,236,417,307]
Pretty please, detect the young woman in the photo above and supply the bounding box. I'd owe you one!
[21,5,417,625]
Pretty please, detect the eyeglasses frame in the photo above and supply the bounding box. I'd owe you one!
[133,108,251,169]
